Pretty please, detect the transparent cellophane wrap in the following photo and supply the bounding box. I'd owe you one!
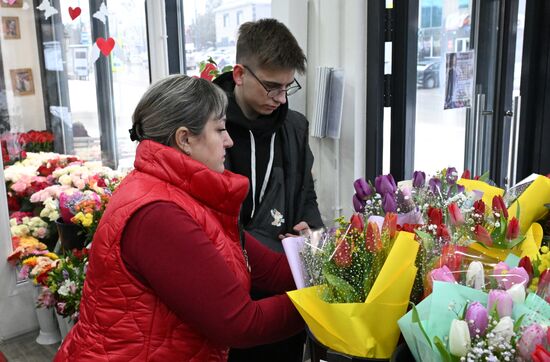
[284,231,419,359]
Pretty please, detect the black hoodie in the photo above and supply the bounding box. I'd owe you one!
[214,72,323,252]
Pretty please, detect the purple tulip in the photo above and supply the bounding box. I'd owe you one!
[428,177,442,194]
[353,178,373,200]
[446,167,459,185]
[457,184,465,194]
[487,290,513,318]
[465,302,489,337]
[412,171,426,188]
[353,194,366,213]
[517,324,547,361]
[382,193,397,213]
[430,265,456,283]
[375,174,397,195]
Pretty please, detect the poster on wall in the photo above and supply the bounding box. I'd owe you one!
[10,68,35,96]
[0,0,23,8]
[1,16,20,39]
[444,51,474,110]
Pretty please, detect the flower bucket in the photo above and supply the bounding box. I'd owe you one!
[55,218,86,251]
[55,313,74,340]
[33,286,61,345]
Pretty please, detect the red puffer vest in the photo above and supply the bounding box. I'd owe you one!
[55,140,251,361]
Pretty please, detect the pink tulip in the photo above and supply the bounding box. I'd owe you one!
[465,302,489,337]
[487,290,513,318]
[430,265,456,284]
[518,324,547,361]
[501,267,529,290]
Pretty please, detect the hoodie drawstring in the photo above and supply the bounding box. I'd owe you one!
[249,131,276,219]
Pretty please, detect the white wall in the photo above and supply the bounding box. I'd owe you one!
[0,160,38,341]
[274,0,367,225]
[0,3,47,341]
[1,4,46,132]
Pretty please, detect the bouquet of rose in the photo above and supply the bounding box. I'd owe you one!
[399,280,550,362]
[18,130,55,153]
[6,235,59,283]
[58,189,113,245]
[198,57,233,81]
[284,213,419,358]
[1,131,55,166]
[37,248,89,321]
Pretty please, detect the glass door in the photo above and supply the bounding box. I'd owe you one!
[408,0,525,184]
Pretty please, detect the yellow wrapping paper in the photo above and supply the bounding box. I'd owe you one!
[457,178,505,206]
[508,175,550,234]
[287,232,419,358]
[468,223,543,261]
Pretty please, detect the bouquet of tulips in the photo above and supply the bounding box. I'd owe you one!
[399,279,550,362]
[283,213,419,358]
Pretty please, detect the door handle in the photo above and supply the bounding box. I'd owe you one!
[506,96,521,187]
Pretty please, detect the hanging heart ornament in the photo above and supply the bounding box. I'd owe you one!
[96,37,115,57]
[69,7,81,20]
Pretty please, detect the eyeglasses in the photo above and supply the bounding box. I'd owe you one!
[242,65,301,98]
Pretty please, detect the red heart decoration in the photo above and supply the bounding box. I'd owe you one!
[68,7,81,20]
[96,37,115,57]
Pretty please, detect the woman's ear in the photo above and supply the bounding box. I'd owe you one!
[174,127,192,155]
[233,64,245,86]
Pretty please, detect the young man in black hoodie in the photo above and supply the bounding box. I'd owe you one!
[214,18,323,362]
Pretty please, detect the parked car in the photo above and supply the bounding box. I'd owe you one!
[417,59,441,89]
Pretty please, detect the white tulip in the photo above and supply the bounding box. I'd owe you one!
[489,316,515,344]
[466,261,485,289]
[506,283,526,304]
[449,319,471,357]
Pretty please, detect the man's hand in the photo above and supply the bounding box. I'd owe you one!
[278,221,310,240]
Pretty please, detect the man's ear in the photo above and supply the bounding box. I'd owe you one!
[233,64,245,86]
[174,127,192,155]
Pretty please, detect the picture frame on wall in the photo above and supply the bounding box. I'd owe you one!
[0,0,24,8]
[10,68,34,96]
[1,16,20,39]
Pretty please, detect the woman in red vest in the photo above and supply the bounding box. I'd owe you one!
[54,75,304,361]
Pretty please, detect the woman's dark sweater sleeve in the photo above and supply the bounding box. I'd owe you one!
[120,202,304,348]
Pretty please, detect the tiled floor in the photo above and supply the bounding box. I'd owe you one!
[0,331,59,362]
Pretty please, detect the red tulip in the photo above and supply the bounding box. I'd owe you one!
[365,222,381,252]
[492,195,509,219]
[518,256,534,282]
[436,224,451,242]
[200,62,217,81]
[506,217,520,240]
[474,225,493,246]
[448,203,465,226]
[349,213,365,232]
[473,199,486,216]
[537,269,550,298]
[383,212,397,238]
[461,169,471,179]
[333,239,352,268]
[532,345,550,362]
[427,206,443,226]
[439,243,465,274]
